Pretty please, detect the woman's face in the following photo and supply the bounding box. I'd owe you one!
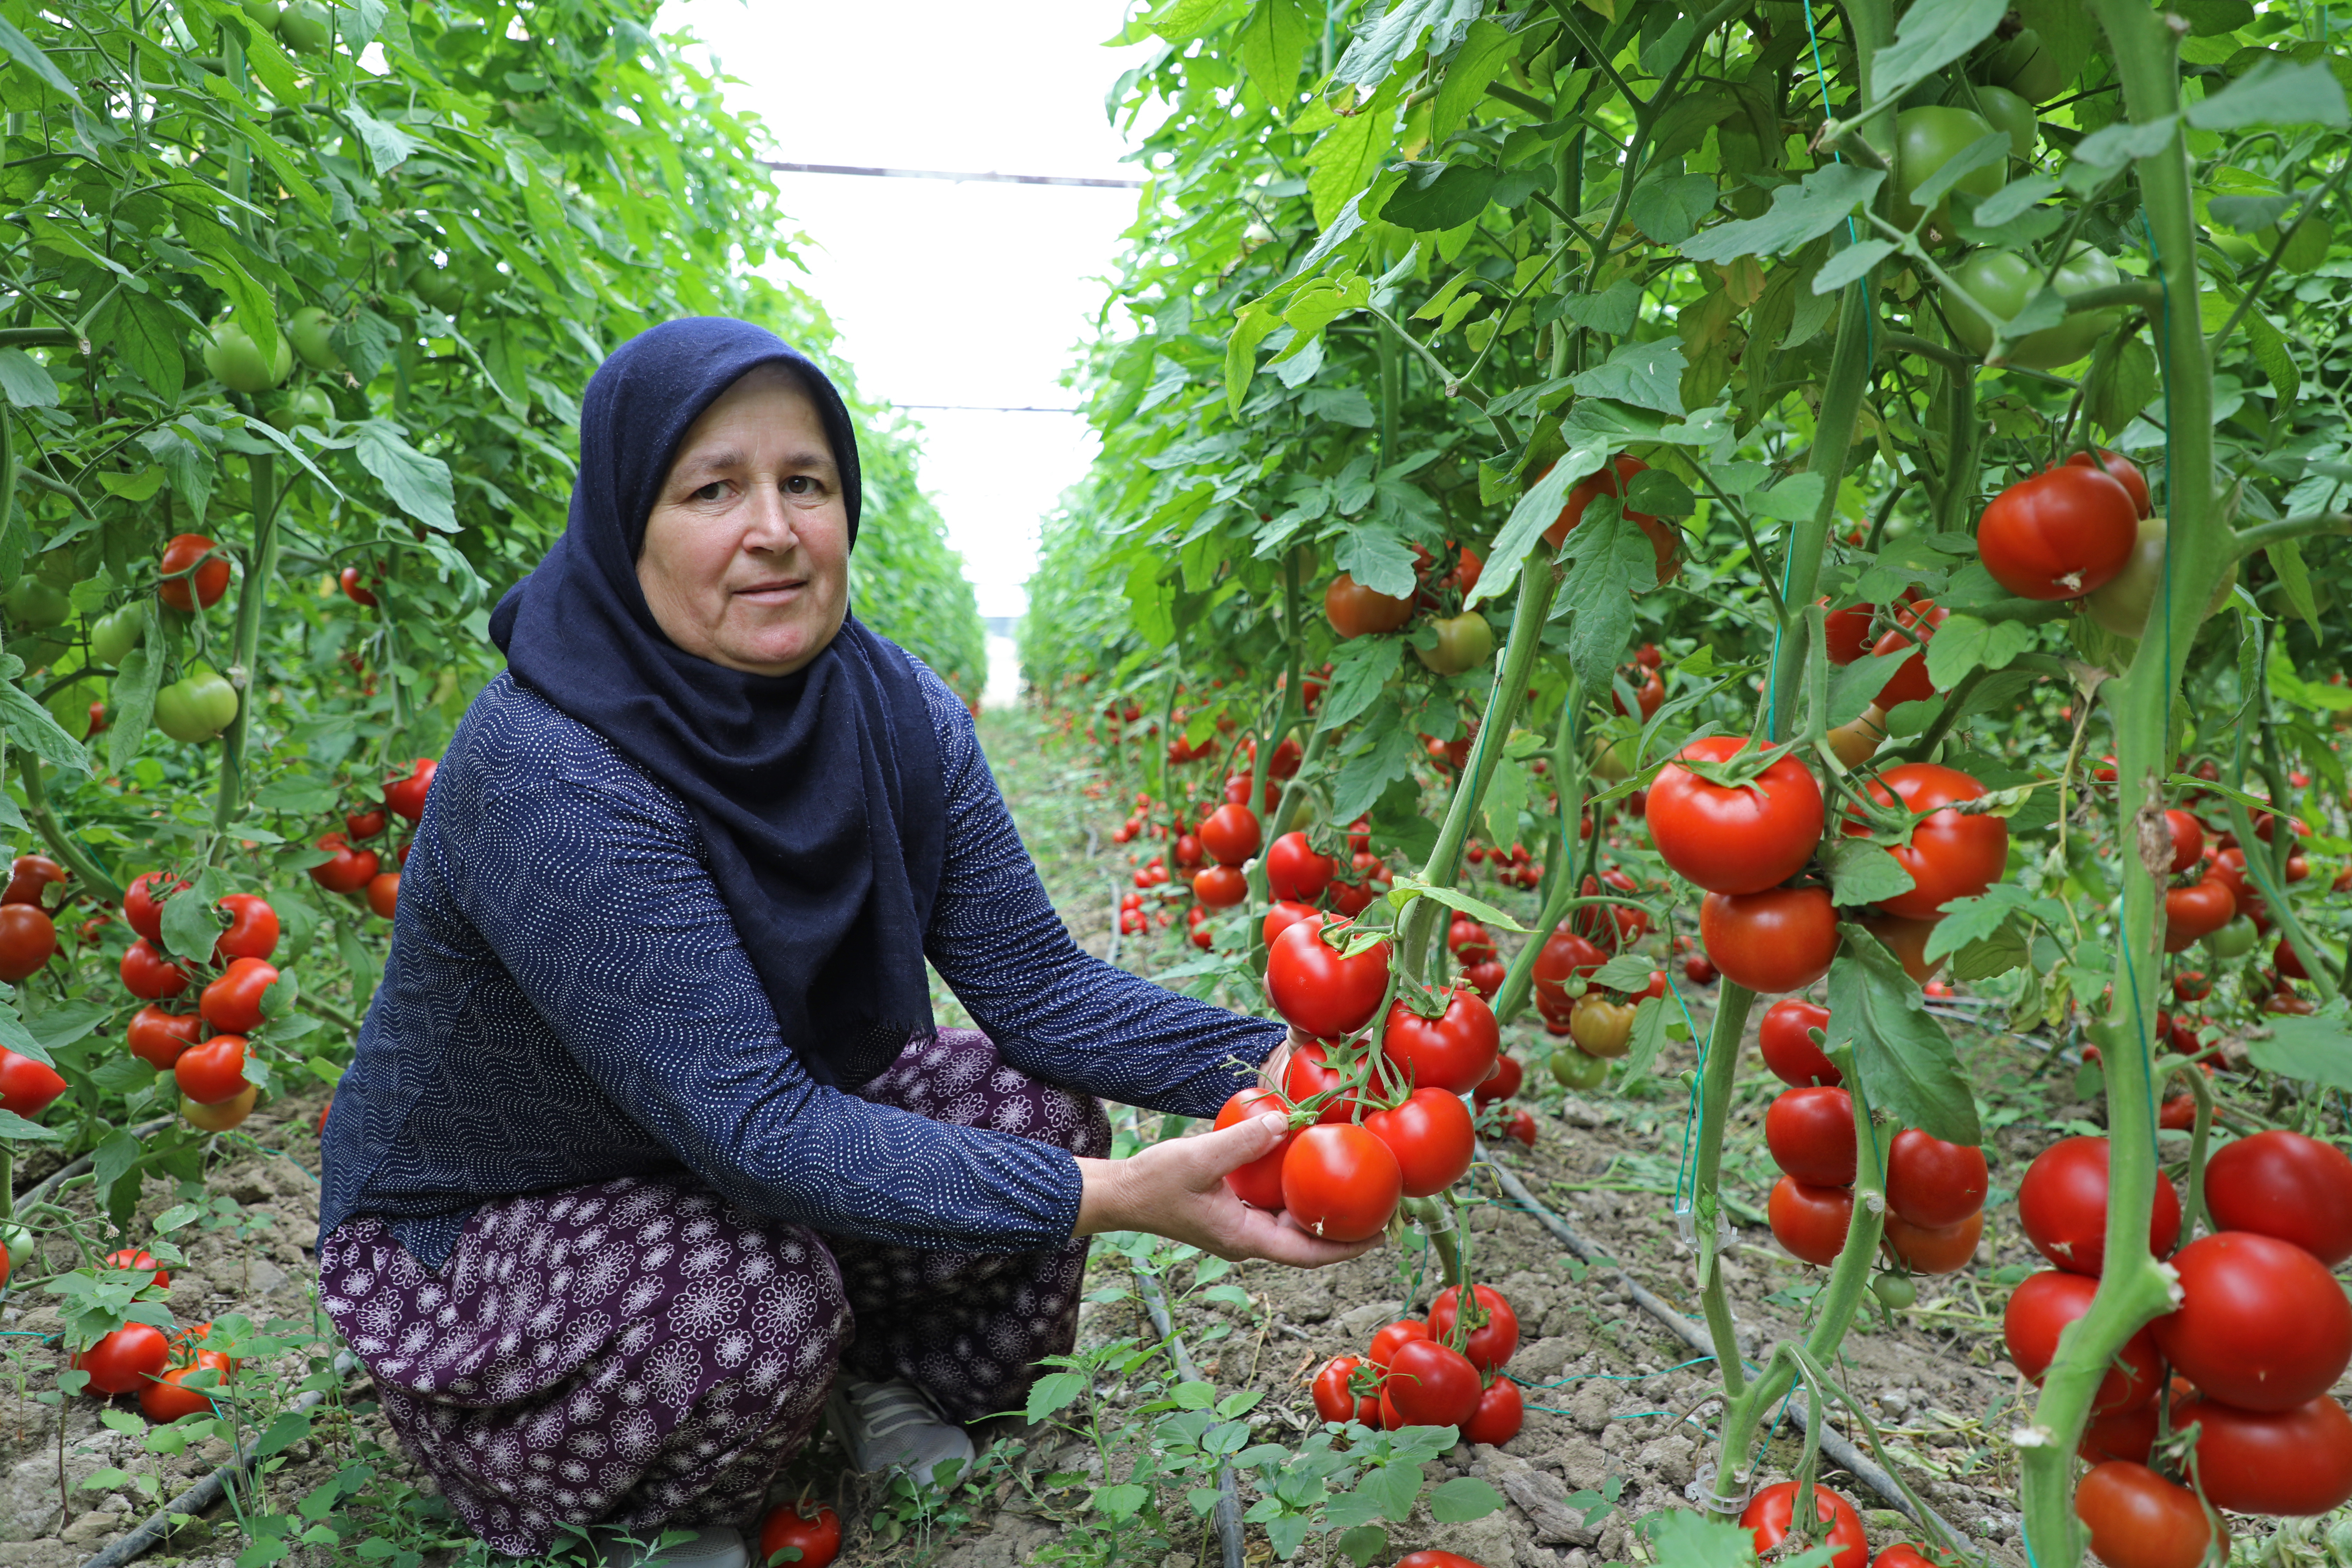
[637,365,850,677]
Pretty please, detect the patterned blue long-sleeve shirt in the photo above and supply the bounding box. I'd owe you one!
[317,667,1282,1270]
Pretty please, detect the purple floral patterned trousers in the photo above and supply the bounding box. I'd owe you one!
[318,1030,1110,1556]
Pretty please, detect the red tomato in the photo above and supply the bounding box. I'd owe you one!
[1398,1553,1498,1568]
[1324,574,1414,638]
[2074,1462,2224,1568]
[1474,1053,1524,1105]
[2173,1392,2352,1516]
[1312,1355,1378,1424]
[1281,1040,1363,1124]
[1428,1284,1520,1372]
[308,832,380,894]
[0,1048,68,1118]
[1364,1088,1475,1198]
[1262,900,1318,946]
[1446,917,1496,964]
[1822,602,1877,666]
[366,872,400,920]
[2017,1136,2182,1276]
[1368,1319,1431,1371]
[1280,1123,1401,1241]
[139,1363,225,1423]
[1383,1337,1483,1427]
[1504,1107,1537,1147]
[1846,764,2007,920]
[1193,864,1247,909]
[1265,832,1335,901]
[1759,1000,1841,1086]
[339,566,380,608]
[1766,1087,1856,1185]
[1381,988,1499,1095]
[1,854,66,906]
[123,870,188,942]
[2080,1403,2160,1465]
[1872,1547,1938,1568]
[383,757,438,822]
[2162,876,2236,952]
[1462,1375,1524,1445]
[200,956,279,1034]
[1740,1481,1869,1568]
[0,903,56,983]
[1684,952,1718,985]
[175,1034,250,1106]
[1199,803,1261,868]
[2002,1270,2163,1412]
[1613,668,1666,721]
[345,807,387,840]
[2066,447,2152,518]
[126,1006,203,1070]
[758,1501,842,1568]
[157,533,230,611]
[1868,602,1947,709]
[1462,958,1506,999]
[1884,1210,1982,1274]
[1976,465,2139,600]
[1173,833,1203,869]
[2277,935,2312,981]
[1770,1176,1854,1266]
[1885,1129,1988,1228]
[72,1323,171,1396]
[119,937,188,1000]
[2153,1231,2352,1410]
[2163,810,2204,875]
[1532,929,1608,1022]
[1644,737,1825,895]
[1214,1087,1296,1210]
[1700,888,1838,994]
[1265,916,1392,1039]
[104,1247,170,1290]
[2204,1130,2352,1266]
[215,893,279,962]
[1540,454,1680,586]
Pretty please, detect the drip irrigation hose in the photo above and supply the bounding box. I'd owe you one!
[1134,1272,1245,1568]
[77,1351,361,1568]
[1477,1140,1970,1541]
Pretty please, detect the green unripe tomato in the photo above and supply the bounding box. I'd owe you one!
[1989,28,2064,104]
[4,579,71,633]
[277,0,330,51]
[413,262,467,315]
[1871,1270,1918,1309]
[90,605,145,666]
[202,318,292,394]
[2084,516,2238,638]
[1414,612,1495,676]
[287,306,341,370]
[1970,84,2039,161]
[1944,246,2122,369]
[1893,107,2005,244]
[239,0,281,31]
[269,385,336,432]
[1550,1046,1611,1091]
[2206,916,2260,960]
[153,667,240,744]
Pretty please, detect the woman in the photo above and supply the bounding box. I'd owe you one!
[316,318,1363,1566]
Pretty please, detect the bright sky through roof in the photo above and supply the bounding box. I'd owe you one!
[651,0,1157,623]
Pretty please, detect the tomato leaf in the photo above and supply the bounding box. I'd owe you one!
[1869,0,2007,105]
[1561,501,1657,699]
[1621,994,1671,1084]
[2185,57,2350,130]
[1466,430,1607,609]
[0,1107,63,1143]
[2249,1011,2352,1092]
[1429,1476,1505,1522]
[1925,885,2038,961]
[1569,340,1688,416]
[1950,925,2031,981]
[1827,650,1913,727]
[1822,838,1916,906]
[1826,926,1982,1145]
[0,677,92,775]
[1480,752,1530,847]
[1386,877,1528,933]
[1810,238,1896,296]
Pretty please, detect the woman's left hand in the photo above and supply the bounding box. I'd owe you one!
[1073,1111,1379,1268]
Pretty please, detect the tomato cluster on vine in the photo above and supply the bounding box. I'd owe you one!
[1311,1283,1524,1444]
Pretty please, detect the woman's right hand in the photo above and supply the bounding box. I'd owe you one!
[1073,1112,1378,1268]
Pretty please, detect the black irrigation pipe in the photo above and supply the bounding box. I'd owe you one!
[1478,1139,1972,1544]
[1134,1271,1245,1568]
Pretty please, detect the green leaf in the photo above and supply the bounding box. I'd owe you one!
[2185,58,2349,130]
[1306,76,1405,228]
[1561,503,1657,698]
[1174,1380,1217,1409]
[1368,1458,1424,1521]
[1387,877,1529,933]
[2249,1012,2352,1092]
[1827,649,1911,726]
[253,1409,316,1459]
[1553,280,1643,336]
[352,420,458,534]
[1332,0,1462,88]
[1811,238,1896,296]
[0,679,92,775]
[1482,753,1530,846]
[2088,338,2157,437]
[1382,161,1500,231]
[0,1108,63,1142]
[1092,1482,1151,1520]
[1318,636,1405,730]
[1822,838,1917,906]
[1569,339,1687,416]
[89,290,186,402]
[1950,925,2030,980]
[161,884,225,964]
[1432,19,1517,146]
[1025,1371,1088,1423]
[0,10,82,101]
[1466,435,1606,608]
[109,637,163,777]
[1683,164,1885,264]
[2270,538,2321,631]
[1331,721,1422,823]
[1429,1476,1505,1522]
[1145,0,1228,46]
[1590,953,1656,992]
[1923,884,2035,961]
[340,101,422,176]
[1625,174,1718,245]
[1826,928,1982,1145]
[1235,0,1314,109]
[29,999,107,1054]
[0,348,60,408]
[1749,473,1826,523]
[1871,0,2009,106]
[91,1127,144,1200]
[1975,174,2063,227]
[1335,1525,1390,1568]
[1910,132,2012,216]
[1923,611,2036,689]
[1227,297,1286,414]
[1643,1506,1761,1568]
[1621,994,1670,1083]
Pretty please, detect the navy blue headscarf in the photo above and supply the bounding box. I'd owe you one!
[490,317,945,1088]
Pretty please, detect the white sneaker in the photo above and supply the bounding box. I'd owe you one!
[825,1374,975,1486]
[594,1525,748,1568]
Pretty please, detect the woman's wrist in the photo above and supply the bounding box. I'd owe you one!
[1073,1155,1134,1237]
